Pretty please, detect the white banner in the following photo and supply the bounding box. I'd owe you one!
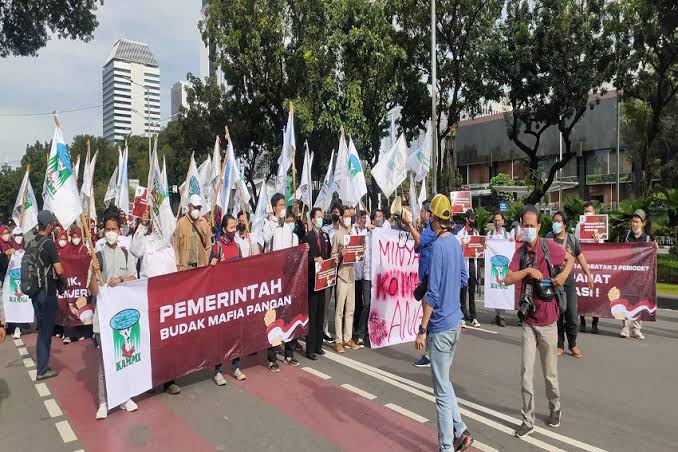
[97,280,153,409]
[1,251,34,323]
[483,239,516,310]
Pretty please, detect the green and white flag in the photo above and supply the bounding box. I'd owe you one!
[12,168,38,232]
[116,145,130,216]
[149,147,176,250]
[346,137,367,207]
[43,119,82,227]
[314,149,336,212]
[406,121,432,182]
[80,151,98,222]
[1,251,34,323]
[372,133,408,199]
[294,142,314,209]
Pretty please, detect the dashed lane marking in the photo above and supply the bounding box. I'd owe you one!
[28,369,37,381]
[301,366,332,380]
[341,383,377,400]
[385,403,428,423]
[23,357,35,368]
[55,420,77,443]
[36,382,51,397]
[17,346,29,356]
[13,338,24,346]
[44,398,63,418]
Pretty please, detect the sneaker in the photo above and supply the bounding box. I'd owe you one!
[284,357,300,367]
[335,342,345,353]
[95,403,108,420]
[471,319,480,328]
[413,355,431,367]
[36,369,59,381]
[165,383,181,394]
[120,399,138,412]
[268,361,280,373]
[579,321,586,333]
[292,340,304,351]
[620,327,629,338]
[232,369,247,381]
[345,339,360,350]
[517,319,523,327]
[591,324,600,335]
[461,320,467,329]
[514,422,534,437]
[316,349,326,356]
[213,372,227,386]
[356,339,365,349]
[13,328,21,339]
[630,330,645,340]
[305,353,318,360]
[453,430,474,451]
[323,333,333,343]
[548,410,561,428]
[496,316,506,327]
[62,337,71,344]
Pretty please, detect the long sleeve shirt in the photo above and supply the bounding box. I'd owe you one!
[425,234,467,333]
[130,224,177,279]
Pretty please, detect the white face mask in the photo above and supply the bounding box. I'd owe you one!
[286,222,295,232]
[190,209,201,220]
[105,230,119,245]
[632,225,642,234]
[343,217,352,228]
[14,236,23,244]
[58,239,68,248]
[278,209,286,220]
[72,237,81,246]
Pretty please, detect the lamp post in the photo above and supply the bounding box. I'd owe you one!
[431,0,438,194]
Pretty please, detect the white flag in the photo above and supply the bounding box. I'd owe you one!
[149,147,176,250]
[42,119,82,227]
[346,137,368,207]
[1,251,34,323]
[418,176,427,209]
[104,166,118,208]
[294,142,313,208]
[161,155,169,196]
[73,154,81,184]
[406,121,432,182]
[314,149,336,212]
[334,130,350,204]
[372,133,408,198]
[484,239,517,309]
[211,136,221,192]
[81,151,98,222]
[251,180,271,247]
[276,107,296,195]
[12,169,38,232]
[116,146,130,216]
[198,155,213,215]
[409,173,420,219]
[179,154,201,212]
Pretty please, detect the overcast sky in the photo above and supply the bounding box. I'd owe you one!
[0,0,202,166]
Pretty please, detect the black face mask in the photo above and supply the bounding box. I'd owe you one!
[332,214,340,223]
[237,223,246,233]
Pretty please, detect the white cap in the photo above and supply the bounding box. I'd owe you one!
[189,194,202,207]
[12,226,23,236]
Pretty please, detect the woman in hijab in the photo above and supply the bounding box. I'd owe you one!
[55,229,71,257]
[10,227,25,251]
[3,227,29,339]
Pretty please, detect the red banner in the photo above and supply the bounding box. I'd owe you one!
[314,258,337,291]
[148,246,308,385]
[342,235,365,264]
[56,254,95,327]
[450,191,472,214]
[576,243,656,321]
[578,214,609,241]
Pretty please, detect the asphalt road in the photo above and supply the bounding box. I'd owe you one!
[1,303,676,452]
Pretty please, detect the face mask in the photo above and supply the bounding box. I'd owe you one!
[237,223,246,233]
[105,230,119,245]
[351,217,356,225]
[314,218,324,229]
[552,222,562,234]
[331,214,340,223]
[190,209,201,220]
[278,209,286,220]
[286,222,295,232]
[584,212,593,216]
[343,217,352,228]
[632,226,642,234]
[224,230,237,241]
[523,227,538,243]
[468,220,476,227]
[72,237,81,246]
[58,239,68,248]
[14,236,23,244]
[375,218,384,227]
[1,234,9,242]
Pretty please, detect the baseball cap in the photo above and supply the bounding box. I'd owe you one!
[189,194,203,207]
[465,209,476,219]
[632,209,646,222]
[429,194,451,221]
[422,198,432,213]
[37,210,57,226]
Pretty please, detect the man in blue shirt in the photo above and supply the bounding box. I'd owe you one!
[415,194,473,452]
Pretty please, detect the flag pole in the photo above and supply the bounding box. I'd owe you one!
[18,165,30,228]
[211,129,229,226]
[85,140,92,237]
[290,102,297,197]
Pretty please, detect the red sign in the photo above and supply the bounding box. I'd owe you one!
[314,258,337,291]
[459,235,486,258]
[579,214,608,241]
[132,186,149,218]
[342,235,366,264]
[450,191,472,214]
[576,243,656,320]
[148,246,308,385]
[56,254,95,327]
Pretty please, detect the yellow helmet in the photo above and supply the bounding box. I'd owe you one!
[429,194,451,221]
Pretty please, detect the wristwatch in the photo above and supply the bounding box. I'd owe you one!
[418,325,427,335]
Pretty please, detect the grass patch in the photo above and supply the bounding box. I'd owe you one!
[657,283,678,297]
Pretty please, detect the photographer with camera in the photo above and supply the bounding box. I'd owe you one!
[503,205,574,438]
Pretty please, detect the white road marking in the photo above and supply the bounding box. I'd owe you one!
[301,367,332,380]
[322,350,606,452]
[464,327,499,335]
[44,398,63,418]
[341,383,377,400]
[73,450,85,452]
[385,403,428,423]
[35,382,51,397]
[14,338,24,346]
[55,420,77,443]
[17,347,29,356]
[28,369,37,381]
[23,357,35,368]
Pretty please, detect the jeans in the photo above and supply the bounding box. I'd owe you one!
[428,323,467,451]
[357,280,371,341]
[557,283,578,349]
[214,357,241,375]
[268,342,294,363]
[460,278,477,321]
[33,290,57,375]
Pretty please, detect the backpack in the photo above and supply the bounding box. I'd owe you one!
[20,236,51,297]
[518,238,567,314]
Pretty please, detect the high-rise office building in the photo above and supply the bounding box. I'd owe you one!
[170,81,190,117]
[199,0,223,83]
[103,39,160,141]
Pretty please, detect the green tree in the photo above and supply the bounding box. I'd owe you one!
[489,0,615,205]
[0,0,102,57]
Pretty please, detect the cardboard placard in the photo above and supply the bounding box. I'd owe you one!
[459,235,486,258]
[314,258,338,291]
[450,191,472,214]
[579,214,608,241]
[342,235,366,264]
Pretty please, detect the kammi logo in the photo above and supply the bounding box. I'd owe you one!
[8,268,26,301]
[490,255,510,289]
[45,143,73,195]
[110,308,142,371]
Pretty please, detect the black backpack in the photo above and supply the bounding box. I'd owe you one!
[20,235,51,297]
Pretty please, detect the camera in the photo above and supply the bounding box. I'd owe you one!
[517,292,535,321]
